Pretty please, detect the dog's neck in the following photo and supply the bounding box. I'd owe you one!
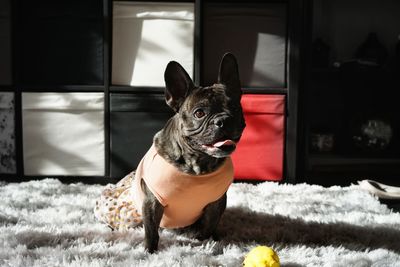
[153,117,225,175]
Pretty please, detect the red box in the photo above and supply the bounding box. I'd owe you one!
[232,94,285,181]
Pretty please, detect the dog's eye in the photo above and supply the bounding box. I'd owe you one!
[194,109,206,119]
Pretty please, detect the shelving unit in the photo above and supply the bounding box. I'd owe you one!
[0,0,304,184]
[302,0,400,185]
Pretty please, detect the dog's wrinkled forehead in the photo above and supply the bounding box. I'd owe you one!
[182,84,235,112]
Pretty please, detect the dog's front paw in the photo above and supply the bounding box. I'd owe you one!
[146,248,158,254]
[212,232,221,241]
[145,243,158,254]
[194,231,216,242]
[144,237,159,254]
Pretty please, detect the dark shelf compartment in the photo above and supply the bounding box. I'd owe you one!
[305,154,400,186]
[304,0,400,183]
[16,0,105,86]
[308,154,400,169]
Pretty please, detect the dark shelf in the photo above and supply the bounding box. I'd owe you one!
[308,154,400,168]
[307,154,400,180]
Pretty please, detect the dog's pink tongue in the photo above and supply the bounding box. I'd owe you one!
[213,140,236,148]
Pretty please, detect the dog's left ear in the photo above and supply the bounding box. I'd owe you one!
[218,53,242,100]
[164,61,195,112]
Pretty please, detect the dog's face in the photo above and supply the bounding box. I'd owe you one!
[164,53,245,158]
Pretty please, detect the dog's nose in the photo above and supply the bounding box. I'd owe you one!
[214,115,231,129]
[214,118,224,128]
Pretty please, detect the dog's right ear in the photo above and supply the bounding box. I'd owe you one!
[218,53,242,101]
[164,61,194,112]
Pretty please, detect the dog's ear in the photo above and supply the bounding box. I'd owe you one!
[164,61,194,112]
[218,53,242,99]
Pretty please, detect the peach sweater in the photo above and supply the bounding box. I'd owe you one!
[133,144,234,229]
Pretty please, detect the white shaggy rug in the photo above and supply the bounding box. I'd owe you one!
[1,179,400,267]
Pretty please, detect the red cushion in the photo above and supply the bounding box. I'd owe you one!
[232,94,285,181]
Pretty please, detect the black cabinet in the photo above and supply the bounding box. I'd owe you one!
[302,0,400,185]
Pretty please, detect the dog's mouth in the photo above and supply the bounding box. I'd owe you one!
[202,139,237,154]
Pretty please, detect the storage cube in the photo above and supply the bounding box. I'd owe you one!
[110,93,173,178]
[203,3,287,88]
[232,94,285,181]
[0,0,11,85]
[112,2,194,87]
[17,0,104,85]
[0,92,16,174]
[22,93,104,176]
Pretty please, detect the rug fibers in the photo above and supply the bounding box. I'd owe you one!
[1,179,400,267]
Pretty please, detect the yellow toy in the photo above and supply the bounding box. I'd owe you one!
[243,246,280,267]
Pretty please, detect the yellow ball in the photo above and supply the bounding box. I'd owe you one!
[243,246,280,267]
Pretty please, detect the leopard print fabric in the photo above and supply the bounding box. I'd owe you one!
[94,172,142,231]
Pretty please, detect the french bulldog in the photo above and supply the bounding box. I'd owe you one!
[94,53,245,253]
